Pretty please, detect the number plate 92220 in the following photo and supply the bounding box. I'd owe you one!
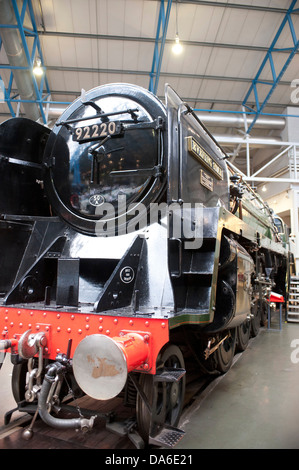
[73,121,122,142]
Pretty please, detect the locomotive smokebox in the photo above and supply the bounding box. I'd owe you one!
[73,333,149,400]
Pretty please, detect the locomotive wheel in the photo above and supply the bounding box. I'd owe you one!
[136,344,186,444]
[215,329,236,374]
[250,300,261,337]
[236,319,250,352]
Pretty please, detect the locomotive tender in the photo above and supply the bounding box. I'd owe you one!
[0,83,289,447]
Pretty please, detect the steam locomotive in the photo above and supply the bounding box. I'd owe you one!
[0,83,289,448]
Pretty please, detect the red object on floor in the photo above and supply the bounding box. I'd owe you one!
[269,292,284,303]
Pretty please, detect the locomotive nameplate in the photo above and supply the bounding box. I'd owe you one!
[187,136,223,180]
[200,169,213,191]
[73,121,122,142]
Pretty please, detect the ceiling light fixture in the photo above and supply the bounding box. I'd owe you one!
[172,1,183,55]
[172,35,183,55]
[33,58,44,76]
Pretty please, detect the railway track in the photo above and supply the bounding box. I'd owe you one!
[0,373,213,449]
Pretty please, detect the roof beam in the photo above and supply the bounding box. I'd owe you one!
[149,0,172,94]
[165,0,297,13]
[242,0,299,134]
[17,87,288,109]
[44,65,293,87]
[38,30,299,54]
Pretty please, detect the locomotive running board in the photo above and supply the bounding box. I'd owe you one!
[149,425,185,448]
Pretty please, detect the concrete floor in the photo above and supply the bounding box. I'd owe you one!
[177,321,299,449]
[0,321,299,449]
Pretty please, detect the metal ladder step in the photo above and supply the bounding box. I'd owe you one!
[153,367,186,383]
[287,313,299,322]
[149,425,185,448]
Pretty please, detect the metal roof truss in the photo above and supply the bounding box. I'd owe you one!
[242,0,299,134]
[0,0,50,123]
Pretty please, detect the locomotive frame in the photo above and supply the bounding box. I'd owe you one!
[0,83,289,448]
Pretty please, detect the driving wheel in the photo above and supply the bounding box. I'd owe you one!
[236,319,250,352]
[215,329,236,374]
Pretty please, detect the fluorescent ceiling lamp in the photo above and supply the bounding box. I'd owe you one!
[172,0,183,55]
[33,58,44,76]
[172,35,183,55]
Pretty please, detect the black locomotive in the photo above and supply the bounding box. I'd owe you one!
[0,83,289,447]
